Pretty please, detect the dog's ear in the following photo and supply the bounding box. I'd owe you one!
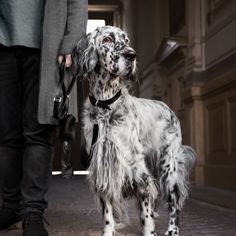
[72,33,98,80]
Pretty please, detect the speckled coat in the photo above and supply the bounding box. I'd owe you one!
[38,0,87,124]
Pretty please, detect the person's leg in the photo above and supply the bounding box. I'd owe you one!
[15,47,54,236]
[15,47,54,214]
[0,45,23,229]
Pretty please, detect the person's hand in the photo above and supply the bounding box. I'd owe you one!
[58,54,72,67]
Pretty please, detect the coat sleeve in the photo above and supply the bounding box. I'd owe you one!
[58,0,88,55]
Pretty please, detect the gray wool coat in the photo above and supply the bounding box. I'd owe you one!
[38,0,87,124]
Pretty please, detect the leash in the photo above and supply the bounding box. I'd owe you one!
[53,61,76,120]
[88,90,122,163]
[53,60,76,179]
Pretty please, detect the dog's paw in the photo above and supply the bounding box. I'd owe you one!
[143,231,158,236]
[164,228,179,236]
[102,232,115,236]
[102,227,115,236]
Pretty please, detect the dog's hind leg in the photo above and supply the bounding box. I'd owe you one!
[100,197,115,236]
[165,186,180,236]
[160,144,195,236]
[137,173,158,236]
[160,152,181,236]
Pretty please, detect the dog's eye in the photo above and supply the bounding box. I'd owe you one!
[102,37,113,44]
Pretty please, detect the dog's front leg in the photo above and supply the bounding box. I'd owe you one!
[101,198,115,236]
[139,190,157,236]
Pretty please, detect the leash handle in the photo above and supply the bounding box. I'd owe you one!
[59,61,76,95]
[53,60,76,120]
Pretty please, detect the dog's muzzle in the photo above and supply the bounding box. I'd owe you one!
[122,48,136,61]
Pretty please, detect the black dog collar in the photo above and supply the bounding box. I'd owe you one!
[89,90,121,110]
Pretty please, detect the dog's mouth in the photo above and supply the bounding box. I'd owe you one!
[125,66,137,81]
[117,60,136,80]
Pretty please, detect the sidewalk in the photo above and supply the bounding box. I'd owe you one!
[1,175,236,236]
[190,184,236,211]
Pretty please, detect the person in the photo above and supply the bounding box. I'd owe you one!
[0,0,87,235]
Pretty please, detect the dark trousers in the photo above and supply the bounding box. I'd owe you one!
[0,45,54,214]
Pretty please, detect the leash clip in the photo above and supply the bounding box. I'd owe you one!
[54,97,62,102]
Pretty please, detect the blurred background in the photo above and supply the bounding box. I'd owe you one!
[53,0,236,193]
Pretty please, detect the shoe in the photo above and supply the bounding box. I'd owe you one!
[0,207,21,230]
[22,212,49,236]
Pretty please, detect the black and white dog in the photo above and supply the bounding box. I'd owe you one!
[72,26,195,236]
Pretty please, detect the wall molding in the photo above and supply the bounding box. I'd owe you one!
[184,52,236,88]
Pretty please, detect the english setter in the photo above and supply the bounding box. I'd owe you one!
[72,26,196,236]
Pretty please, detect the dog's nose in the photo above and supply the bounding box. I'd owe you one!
[123,49,136,61]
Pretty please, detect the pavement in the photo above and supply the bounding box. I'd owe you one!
[1,175,236,236]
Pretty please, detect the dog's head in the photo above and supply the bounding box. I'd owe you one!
[72,26,137,81]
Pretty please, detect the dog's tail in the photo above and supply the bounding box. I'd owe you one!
[180,145,196,174]
[174,145,196,209]
[159,144,196,210]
